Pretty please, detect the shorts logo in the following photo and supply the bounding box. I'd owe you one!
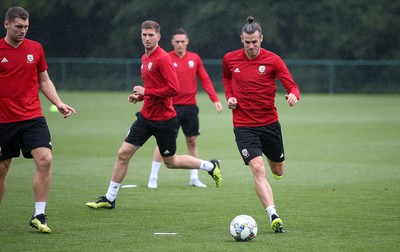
[27,54,34,63]
[241,148,250,158]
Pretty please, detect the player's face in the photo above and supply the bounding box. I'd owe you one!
[4,17,29,44]
[171,34,189,55]
[141,28,160,52]
[241,31,263,59]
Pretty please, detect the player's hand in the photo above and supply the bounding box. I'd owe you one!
[214,101,223,113]
[228,97,237,110]
[133,86,145,96]
[285,93,298,107]
[57,103,76,118]
[128,93,140,104]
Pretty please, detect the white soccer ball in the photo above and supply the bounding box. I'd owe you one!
[230,215,258,241]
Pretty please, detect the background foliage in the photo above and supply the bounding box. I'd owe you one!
[1,0,399,60]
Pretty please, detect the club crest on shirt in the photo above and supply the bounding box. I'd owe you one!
[173,62,178,67]
[26,54,34,64]
[147,62,153,70]
[241,148,250,158]
[188,60,195,68]
[258,65,266,74]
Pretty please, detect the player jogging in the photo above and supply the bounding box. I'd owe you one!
[222,16,300,233]
[86,20,222,210]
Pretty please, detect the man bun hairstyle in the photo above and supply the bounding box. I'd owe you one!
[241,16,262,35]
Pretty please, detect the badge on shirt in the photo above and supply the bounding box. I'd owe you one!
[27,54,34,64]
[188,60,195,68]
[258,65,266,74]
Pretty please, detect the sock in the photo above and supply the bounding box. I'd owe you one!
[266,205,278,223]
[199,160,214,171]
[149,161,162,179]
[34,202,46,216]
[105,181,121,202]
[190,169,199,180]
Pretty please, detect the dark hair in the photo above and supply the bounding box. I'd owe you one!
[5,6,29,22]
[141,20,160,33]
[241,16,262,35]
[171,28,188,39]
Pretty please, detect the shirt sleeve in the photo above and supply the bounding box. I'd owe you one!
[222,54,234,100]
[274,56,300,100]
[196,56,219,103]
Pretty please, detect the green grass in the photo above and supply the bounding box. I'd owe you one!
[1,92,399,251]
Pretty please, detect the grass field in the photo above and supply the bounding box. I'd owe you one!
[1,92,399,252]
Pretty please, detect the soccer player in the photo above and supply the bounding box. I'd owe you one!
[0,6,76,233]
[86,20,222,209]
[147,28,223,189]
[222,16,300,233]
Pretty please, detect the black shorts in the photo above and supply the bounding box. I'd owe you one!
[0,117,52,160]
[234,121,285,165]
[173,105,200,137]
[124,112,178,157]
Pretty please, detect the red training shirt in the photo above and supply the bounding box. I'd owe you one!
[0,38,48,123]
[222,48,300,127]
[169,51,219,105]
[140,46,180,121]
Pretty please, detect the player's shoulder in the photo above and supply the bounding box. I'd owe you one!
[260,48,281,59]
[223,49,243,62]
[23,38,42,48]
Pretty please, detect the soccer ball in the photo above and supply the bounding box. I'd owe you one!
[230,215,258,241]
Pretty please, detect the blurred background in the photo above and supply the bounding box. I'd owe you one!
[1,0,399,93]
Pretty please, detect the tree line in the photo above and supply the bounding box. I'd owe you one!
[1,0,399,60]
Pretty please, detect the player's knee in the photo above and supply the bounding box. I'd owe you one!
[0,161,10,178]
[36,154,53,168]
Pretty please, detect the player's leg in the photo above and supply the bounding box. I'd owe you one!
[31,147,52,203]
[268,159,284,180]
[148,146,163,188]
[155,115,222,187]
[162,155,222,188]
[179,105,206,187]
[263,121,285,180]
[23,118,53,233]
[86,142,139,209]
[30,147,52,233]
[248,156,275,208]
[0,159,11,204]
[186,136,206,187]
[0,122,18,204]
[87,112,148,209]
[249,156,284,233]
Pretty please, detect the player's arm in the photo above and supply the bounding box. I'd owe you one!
[144,56,180,97]
[274,56,300,107]
[196,57,220,104]
[222,55,236,109]
[38,70,76,118]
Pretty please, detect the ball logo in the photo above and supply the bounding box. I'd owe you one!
[188,60,195,68]
[241,149,250,158]
[27,54,34,63]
